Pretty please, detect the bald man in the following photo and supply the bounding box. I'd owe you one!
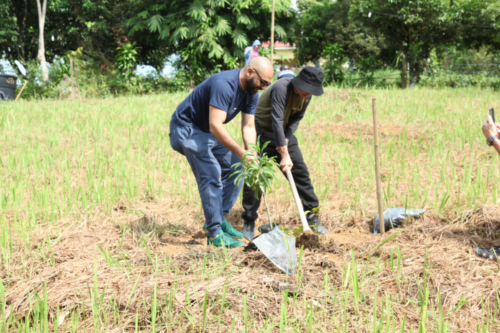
[169,57,274,248]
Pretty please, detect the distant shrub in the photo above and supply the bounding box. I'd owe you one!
[419,72,500,90]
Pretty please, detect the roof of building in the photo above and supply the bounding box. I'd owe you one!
[261,41,297,48]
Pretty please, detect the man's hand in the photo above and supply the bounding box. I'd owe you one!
[244,152,259,167]
[482,115,499,139]
[277,144,293,172]
[279,153,293,172]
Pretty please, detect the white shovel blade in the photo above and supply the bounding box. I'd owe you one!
[253,226,297,275]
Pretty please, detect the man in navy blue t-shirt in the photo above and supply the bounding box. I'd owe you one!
[169,57,274,248]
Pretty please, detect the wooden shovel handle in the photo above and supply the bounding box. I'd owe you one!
[285,168,311,233]
[15,81,28,102]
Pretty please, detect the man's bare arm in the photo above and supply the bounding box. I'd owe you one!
[492,139,500,155]
[209,105,246,160]
[241,113,257,152]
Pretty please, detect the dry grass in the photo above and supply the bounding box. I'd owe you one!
[2,202,500,331]
[1,87,500,331]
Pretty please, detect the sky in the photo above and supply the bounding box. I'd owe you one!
[0,56,178,81]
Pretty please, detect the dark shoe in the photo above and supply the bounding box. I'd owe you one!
[258,222,280,234]
[203,219,243,239]
[243,220,255,241]
[306,213,327,235]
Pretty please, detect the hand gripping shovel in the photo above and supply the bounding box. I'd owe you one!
[253,168,319,275]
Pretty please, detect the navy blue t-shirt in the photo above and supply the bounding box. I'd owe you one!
[172,69,259,133]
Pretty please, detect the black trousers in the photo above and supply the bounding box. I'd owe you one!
[241,134,319,222]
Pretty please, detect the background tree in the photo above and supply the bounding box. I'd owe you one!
[0,1,18,62]
[351,0,491,87]
[0,0,167,79]
[127,0,297,84]
[457,0,500,53]
[35,0,49,81]
[297,0,385,66]
[1,0,38,79]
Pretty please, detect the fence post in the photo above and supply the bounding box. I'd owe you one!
[270,0,275,66]
[372,99,385,234]
[70,58,74,100]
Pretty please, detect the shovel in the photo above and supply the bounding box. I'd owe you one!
[284,168,319,247]
[253,168,319,275]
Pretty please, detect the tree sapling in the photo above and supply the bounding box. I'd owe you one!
[231,137,279,228]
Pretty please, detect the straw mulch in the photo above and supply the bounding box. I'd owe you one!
[2,206,500,331]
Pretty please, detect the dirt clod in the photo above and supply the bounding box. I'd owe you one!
[192,230,208,239]
[128,215,169,238]
[315,240,340,254]
[297,230,319,248]
[271,281,301,296]
[243,242,258,252]
[183,239,202,246]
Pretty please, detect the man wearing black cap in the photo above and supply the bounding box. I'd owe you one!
[241,66,327,240]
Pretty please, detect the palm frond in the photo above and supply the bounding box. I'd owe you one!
[208,42,224,59]
[236,14,251,25]
[170,26,189,42]
[127,22,147,35]
[231,28,249,49]
[137,10,150,20]
[188,1,208,22]
[274,24,287,39]
[213,18,231,36]
[248,16,259,29]
[159,26,170,40]
[148,14,164,33]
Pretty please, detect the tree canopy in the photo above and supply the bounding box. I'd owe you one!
[0,0,167,78]
[296,0,386,65]
[126,0,297,83]
[350,0,499,85]
[1,0,499,89]
[1,0,297,82]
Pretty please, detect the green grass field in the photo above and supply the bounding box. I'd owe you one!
[1,87,500,332]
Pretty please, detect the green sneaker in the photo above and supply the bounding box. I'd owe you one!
[203,219,243,239]
[207,230,244,248]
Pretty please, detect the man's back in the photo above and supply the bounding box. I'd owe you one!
[173,69,258,133]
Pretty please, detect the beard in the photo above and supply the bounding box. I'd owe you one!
[245,77,260,95]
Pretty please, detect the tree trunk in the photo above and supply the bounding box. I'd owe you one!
[401,55,408,89]
[8,0,30,80]
[35,0,49,82]
[414,62,421,84]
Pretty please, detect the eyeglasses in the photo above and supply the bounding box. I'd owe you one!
[251,68,270,87]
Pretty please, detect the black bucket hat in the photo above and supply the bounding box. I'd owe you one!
[291,66,324,96]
